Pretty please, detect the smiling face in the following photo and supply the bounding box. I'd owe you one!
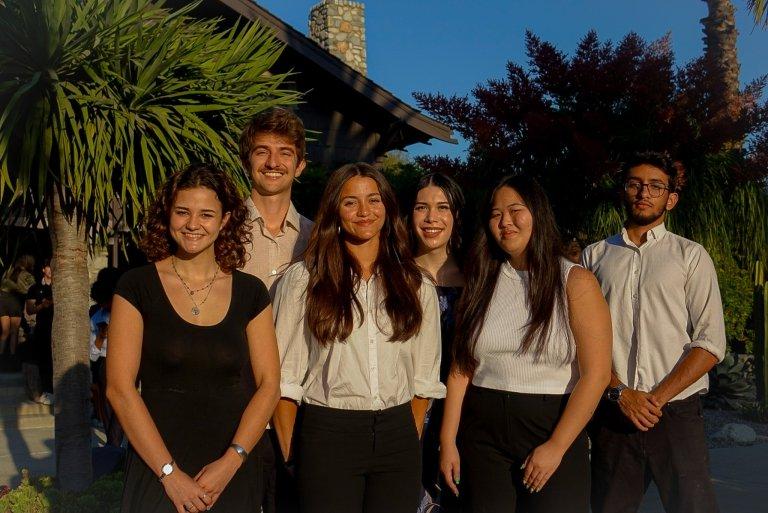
[412,185,454,254]
[246,133,306,197]
[623,163,678,227]
[168,187,231,258]
[338,176,386,244]
[489,186,533,261]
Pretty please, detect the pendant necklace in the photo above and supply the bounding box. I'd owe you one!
[171,256,219,316]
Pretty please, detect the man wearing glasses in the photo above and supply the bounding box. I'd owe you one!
[582,151,725,513]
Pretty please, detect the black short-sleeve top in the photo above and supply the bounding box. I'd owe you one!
[114,264,270,397]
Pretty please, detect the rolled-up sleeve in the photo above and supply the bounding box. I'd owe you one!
[273,263,311,402]
[411,282,446,399]
[685,247,727,362]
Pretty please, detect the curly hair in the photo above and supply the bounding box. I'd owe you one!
[139,163,252,272]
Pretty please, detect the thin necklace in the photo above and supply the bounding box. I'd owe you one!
[171,256,219,316]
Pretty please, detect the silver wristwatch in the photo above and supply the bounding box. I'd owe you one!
[606,384,627,402]
[158,460,175,482]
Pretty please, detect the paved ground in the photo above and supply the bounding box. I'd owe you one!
[3,422,767,511]
[639,442,768,513]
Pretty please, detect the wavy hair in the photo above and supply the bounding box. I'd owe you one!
[139,163,251,273]
[305,163,424,346]
[453,175,569,374]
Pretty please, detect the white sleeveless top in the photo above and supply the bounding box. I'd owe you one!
[472,258,579,394]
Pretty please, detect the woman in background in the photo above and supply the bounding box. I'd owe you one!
[440,175,611,513]
[408,172,465,513]
[1,254,36,360]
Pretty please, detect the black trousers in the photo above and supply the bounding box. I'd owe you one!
[590,395,718,513]
[458,386,590,513]
[296,403,421,513]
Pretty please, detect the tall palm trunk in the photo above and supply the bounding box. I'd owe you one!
[48,188,93,491]
[701,0,742,138]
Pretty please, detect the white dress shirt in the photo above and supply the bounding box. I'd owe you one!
[274,261,446,410]
[581,223,726,401]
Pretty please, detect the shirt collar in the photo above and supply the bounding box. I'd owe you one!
[501,260,528,280]
[246,197,301,233]
[620,222,667,247]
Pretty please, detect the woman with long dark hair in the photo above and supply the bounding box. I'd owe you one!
[408,172,465,512]
[107,163,281,513]
[272,163,445,513]
[439,175,611,513]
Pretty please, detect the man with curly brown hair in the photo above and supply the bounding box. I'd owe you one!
[582,151,726,513]
[238,107,313,513]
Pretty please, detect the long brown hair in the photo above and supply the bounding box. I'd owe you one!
[453,175,569,374]
[305,163,423,346]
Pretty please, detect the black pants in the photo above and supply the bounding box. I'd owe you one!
[255,429,299,513]
[590,395,718,513]
[296,403,421,513]
[458,386,589,513]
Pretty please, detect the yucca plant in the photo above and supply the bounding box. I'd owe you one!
[748,0,768,26]
[0,0,300,490]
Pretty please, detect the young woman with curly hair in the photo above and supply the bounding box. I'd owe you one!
[107,163,281,513]
[271,163,445,513]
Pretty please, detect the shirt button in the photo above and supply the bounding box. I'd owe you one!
[270,269,277,275]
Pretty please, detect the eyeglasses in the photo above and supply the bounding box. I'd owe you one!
[624,180,670,198]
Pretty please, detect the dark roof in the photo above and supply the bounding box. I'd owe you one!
[183,0,456,145]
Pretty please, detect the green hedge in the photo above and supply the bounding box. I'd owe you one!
[0,470,122,513]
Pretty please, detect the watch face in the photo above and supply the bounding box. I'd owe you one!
[608,389,620,401]
[162,463,173,475]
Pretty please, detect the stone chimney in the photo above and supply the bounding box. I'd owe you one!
[309,0,367,75]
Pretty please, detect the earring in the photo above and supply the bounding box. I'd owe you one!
[337,225,341,235]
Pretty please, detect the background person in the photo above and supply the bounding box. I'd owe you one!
[107,164,281,513]
[272,163,445,513]
[1,254,36,361]
[440,175,611,513]
[24,260,53,405]
[238,107,313,513]
[89,267,123,446]
[408,172,465,513]
[582,152,726,513]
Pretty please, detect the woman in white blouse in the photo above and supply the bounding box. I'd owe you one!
[272,162,445,513]
[439,175,611,513]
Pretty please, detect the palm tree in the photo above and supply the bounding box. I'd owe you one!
[0,0,300,491]
[748,0,768,25]
[700,0,741,132]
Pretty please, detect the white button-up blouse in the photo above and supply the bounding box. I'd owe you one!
[274,261,446,410]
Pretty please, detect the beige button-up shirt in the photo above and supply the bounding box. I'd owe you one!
[242,197,313,298]
[274,262,446,410]
[581,223,726,402]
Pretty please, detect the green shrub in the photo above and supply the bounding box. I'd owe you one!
[0,470,122,513]
[714,255,755,353]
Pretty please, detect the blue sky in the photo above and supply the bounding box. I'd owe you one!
[257,0,768,159]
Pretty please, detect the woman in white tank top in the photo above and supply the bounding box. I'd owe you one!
[439,175,612,513]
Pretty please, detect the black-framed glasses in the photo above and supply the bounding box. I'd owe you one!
[624,180,670,198]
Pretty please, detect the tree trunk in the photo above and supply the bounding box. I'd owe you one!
[48,189,93,491]
[701,0,742,140]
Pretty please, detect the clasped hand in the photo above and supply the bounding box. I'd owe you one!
[618,388,663,431]
[162,453,242,512]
